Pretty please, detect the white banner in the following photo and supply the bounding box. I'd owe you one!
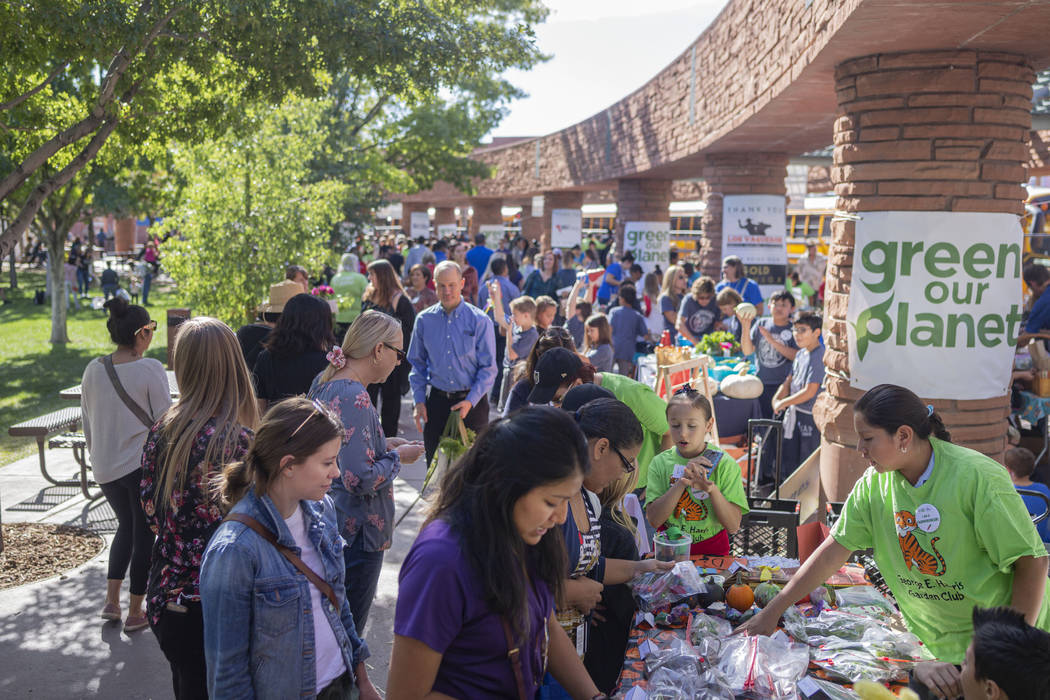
[551,209,582,248]
[478,224,504,250]
[436,223,457,238]
[846,211,1022,400]
[623,221,671,275]
[410,211,429,239]
[722,195,788,299]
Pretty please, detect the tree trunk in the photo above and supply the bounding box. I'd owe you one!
[44,227,70,344]
[7,249,14,289]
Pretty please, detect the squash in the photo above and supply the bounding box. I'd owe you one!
[725,573,754,612]
[735,302,757,321]
[720,373,763,399]
[753,581,781,608]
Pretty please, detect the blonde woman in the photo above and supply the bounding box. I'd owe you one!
[309,310,425,633]
[658,264,688,335]
[140,317,258,700]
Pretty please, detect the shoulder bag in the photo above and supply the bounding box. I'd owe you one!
[101,355,156,429]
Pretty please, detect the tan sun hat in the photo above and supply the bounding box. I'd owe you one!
[259,280,301,314]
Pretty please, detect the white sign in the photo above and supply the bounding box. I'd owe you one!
[722,195,788,299]
[550,208,582,248]
[478,224,504,250]
[409,211,429,239]
[436,223,457,238]
[623,221,671,275]
[846,211,1022,400]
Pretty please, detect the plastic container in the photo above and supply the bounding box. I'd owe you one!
[654,531,692,562]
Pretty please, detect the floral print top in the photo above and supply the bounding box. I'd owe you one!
[309,376,401,552]
[139,418,253,625]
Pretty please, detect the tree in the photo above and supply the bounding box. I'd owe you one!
[162,96,348,326]
[0,0,549,257]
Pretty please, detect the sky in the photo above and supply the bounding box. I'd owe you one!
[489,0,730,139]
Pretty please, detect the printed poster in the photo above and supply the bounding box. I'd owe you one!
[478,224,504,250]
[721,195,788,299]
[409,211,429,239]
[551,209,582,248]
[436,223,457,238]
[846,211,1022,400]
[623,221,671,275]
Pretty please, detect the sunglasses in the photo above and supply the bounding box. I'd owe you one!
[135,320,158,336]
[383,343,407,362]
[673,385,700,397]
[287,398,328,443]
[611,445,636,474]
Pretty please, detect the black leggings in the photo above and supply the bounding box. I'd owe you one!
[368,371,404,438]
[98,468,154,595]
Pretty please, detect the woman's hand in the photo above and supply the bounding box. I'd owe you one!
[733,605,781,637]
[356,663,382,700]
[386,436,408,449]
[913,661,962,699]
[396,442,425,464]
[635,559,674,576]
[564,577,603,615]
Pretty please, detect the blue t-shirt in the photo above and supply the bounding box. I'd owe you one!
[658,294,680,333]
[716,277,764,308]
[790,344,825,412]
[566,316,585,348]
[597,262,623,302]
[609,306,648,361]
[1027,292,1050,333]
[1016,482,1050,543]
[750,317,797,385]
[465,246,493,278]
[506,325,539,369]
[586,343,614,372]
[678,295,720,339]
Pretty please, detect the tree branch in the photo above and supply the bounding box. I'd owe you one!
[0,61,70,112]
[349,94,390,139]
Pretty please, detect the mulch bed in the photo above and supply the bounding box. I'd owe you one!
[0,523,104,590]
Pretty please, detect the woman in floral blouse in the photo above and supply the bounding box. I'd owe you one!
[140,317,258,700]
[309,310,425,633]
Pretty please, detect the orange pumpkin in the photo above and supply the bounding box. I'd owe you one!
[725,573,754,612]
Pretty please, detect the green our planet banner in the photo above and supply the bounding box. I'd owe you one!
[846,211,1022,400]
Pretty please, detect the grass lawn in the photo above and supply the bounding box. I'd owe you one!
[0,265,189,467]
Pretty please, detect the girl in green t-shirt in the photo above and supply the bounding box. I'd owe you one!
[739,384,1050,699]
[644,388,748,556]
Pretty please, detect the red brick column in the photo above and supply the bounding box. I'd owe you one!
[816,49,1033,500]
[520,202,543,243]
[468,197,502,238]
[433,206,456,231]
[615,179,672,254]
[698,153,788,277]
[543,190,584,251]
[401,202,429,238]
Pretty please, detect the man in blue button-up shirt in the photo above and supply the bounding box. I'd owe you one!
[476,256,519,405]
[408,261,497,463]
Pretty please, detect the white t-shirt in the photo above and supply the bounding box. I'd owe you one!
[284,505,347,693]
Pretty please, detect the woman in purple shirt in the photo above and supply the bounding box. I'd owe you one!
[389,407,608,700]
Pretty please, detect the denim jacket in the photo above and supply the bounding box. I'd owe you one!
[200,490,369,699]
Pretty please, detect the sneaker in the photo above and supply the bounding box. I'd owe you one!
[123,614,149,633]
[100,602,121,621]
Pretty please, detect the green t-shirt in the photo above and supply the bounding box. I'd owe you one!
[597,372,669,486]
[331,271,368,324]
[645,445,749,542]
[831,437,1050,664]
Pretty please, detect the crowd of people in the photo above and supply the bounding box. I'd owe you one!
[73,226,1050,700]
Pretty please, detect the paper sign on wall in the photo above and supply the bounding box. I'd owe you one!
[623,221,671,275]
[409,211,429,239]
[478,224,504,250]
[551,209,582,248]
[436,223,457,238]
[721,195,788,299]
[846,211,1022,400]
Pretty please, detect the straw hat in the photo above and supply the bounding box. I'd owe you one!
[259,280,301,314]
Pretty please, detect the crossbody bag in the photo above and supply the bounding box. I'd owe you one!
[101,355,156,429]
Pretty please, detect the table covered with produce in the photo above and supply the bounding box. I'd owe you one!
[615,555,927,699]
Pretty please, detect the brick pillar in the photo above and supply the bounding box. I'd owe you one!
[698,153,788,277]
[401,201,429,238]
[543,190,584,250]
[520,202,543,243]
[816,49,1032,500]
[434,206,456,229]
[468,197,502,237]
[615,178,672,254]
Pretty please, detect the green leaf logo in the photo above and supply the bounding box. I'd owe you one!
[850,294,894,361]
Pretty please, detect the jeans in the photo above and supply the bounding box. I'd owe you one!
[343,532,385,635]
[76,267,89,295]
[142,272,152,305]
[97,468,153,595]
[151,600,208,700]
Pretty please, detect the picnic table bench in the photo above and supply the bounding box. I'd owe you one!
[7,407,96,496]
[47,433,100,499]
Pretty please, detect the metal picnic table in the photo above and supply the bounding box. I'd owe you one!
[58,370,179,400]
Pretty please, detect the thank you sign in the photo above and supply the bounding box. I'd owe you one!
[721,195,788,298]
[846,211,1022,399]
[623,221,671,275]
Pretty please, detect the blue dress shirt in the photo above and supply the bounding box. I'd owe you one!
[407,299,498,408]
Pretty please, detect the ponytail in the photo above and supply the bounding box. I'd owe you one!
[927,410,951,442]
[214,457,255,513]
[855,384,952,444]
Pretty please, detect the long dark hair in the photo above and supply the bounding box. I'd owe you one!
[102,296,150,347]
[363,258,405,308]
[575,397,643,451]
[262,293,336,358]
[429,406,588,636]
[854,384,951,443]
[514,327,577,384]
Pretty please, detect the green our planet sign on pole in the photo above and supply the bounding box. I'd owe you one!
[623,221,671,275]
[846,211,1022,399]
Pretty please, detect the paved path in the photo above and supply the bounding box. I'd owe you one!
[0,395,437,699]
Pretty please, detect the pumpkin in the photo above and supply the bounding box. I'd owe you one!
[725,573,754,612]
[720,373,763,399]
[753,581,781,608]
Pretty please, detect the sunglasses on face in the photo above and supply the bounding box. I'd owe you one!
[135,320,158,336]
[383,343,407,362]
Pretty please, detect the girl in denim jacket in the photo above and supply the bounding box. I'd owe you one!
[201,398,380,700]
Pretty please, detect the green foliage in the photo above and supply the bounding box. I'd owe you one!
[162,96,347,326]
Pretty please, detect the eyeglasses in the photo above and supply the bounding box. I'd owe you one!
[383,343,406,362]
[611,446,636,474]
[135,320,158,336]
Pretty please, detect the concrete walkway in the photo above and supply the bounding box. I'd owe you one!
[0,396,435,699]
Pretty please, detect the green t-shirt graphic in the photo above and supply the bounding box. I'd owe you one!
[598,372,669,486]
[645,444,749,543]
[831,437,1050,664]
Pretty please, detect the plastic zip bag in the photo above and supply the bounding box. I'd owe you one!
[631,560,704,612]
[716,634,810,699]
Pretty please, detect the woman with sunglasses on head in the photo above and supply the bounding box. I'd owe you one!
[140,317,259,699]
[201,398,380,700]
[309,311,425,634]
[503,326,579,415]
[83,297,171,634]
[388,406,609,700]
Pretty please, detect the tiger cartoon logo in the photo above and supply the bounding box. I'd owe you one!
[674,491,708,521]
[895,509,946,576]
